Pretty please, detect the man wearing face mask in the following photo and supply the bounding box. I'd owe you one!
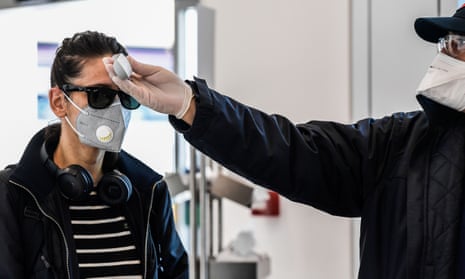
[0,31,188,278]
[101,4,465,279]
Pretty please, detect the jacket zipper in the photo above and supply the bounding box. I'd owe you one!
[10,180,71,279]
[144,179,163,278]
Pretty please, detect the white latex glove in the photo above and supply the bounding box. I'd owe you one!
[102,56,193,119]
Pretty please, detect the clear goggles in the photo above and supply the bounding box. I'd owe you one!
[437,34,465,58]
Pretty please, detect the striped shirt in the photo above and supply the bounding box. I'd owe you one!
[68,191,142,279]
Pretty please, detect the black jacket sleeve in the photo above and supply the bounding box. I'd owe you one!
[170,78,415,217]
[0,167,25,278]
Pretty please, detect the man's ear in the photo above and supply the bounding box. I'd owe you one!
[49,87,67,117]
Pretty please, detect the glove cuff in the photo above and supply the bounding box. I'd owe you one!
[175,85,195,119]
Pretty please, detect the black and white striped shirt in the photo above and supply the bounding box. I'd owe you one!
[68,191,142,279]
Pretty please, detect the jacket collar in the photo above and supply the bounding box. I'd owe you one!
[416,94,465,127]
[10,127,54,201]
[10,126,163,201]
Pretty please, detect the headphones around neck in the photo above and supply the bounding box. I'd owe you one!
[40,142,132,206]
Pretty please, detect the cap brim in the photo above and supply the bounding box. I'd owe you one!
[415,17,465,43]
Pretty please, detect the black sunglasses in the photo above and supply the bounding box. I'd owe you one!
[61,84,140,110]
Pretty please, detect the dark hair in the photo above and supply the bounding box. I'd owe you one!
[50,30,128,87]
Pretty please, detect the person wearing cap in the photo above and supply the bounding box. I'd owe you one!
[103,5,465,279]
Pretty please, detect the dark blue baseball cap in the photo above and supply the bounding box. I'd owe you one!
[415,4,465,43]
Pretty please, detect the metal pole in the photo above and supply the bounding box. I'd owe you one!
[217,198,223,254]
[199,154,208,279]
[209,195,214,257]
[189,146,198,279]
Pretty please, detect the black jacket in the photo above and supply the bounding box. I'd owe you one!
[170,77,465,279]
[0,128,188,279]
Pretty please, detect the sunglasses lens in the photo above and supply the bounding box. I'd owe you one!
[119,92,140,109]
[88,88,116,109]
[63,85,139,110]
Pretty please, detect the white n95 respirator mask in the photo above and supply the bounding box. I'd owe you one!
[417,52,465,111]
[63,94,131,152]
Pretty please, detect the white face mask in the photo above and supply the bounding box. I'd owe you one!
[63,94,131,152]
[417,52,465,111]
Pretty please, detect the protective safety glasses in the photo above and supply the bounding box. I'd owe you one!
[61,84,140,110]
[437,34,465,58]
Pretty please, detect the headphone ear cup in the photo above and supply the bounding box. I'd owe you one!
[97,170,133,206]
[57,165,94,201]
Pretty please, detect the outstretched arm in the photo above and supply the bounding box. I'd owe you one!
[103,56,196,124]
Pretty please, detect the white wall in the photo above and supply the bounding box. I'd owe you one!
[199,1,354,278]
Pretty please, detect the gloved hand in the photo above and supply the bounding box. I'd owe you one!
[103,56,194,119]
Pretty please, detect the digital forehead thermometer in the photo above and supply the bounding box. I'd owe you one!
[112,54,132,80]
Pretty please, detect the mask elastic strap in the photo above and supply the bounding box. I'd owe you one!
[62,92,89,115]
[63,115,85,138]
